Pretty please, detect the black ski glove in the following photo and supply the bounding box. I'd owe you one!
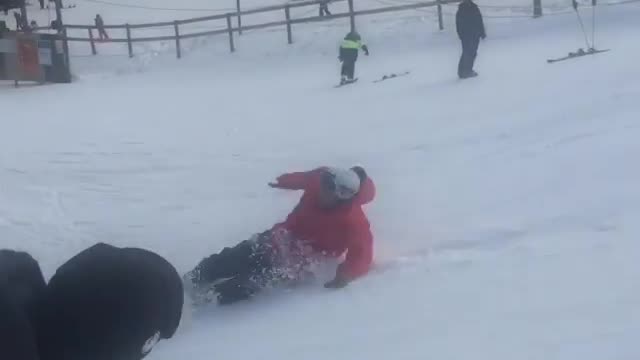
[324,276,349,289]
[362,45,370,56]
[324,265,349,289]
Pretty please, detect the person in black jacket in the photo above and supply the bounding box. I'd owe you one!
[456,0,486,79]
[95,14,109,40]
[0,249,47,360]
[38,243,184,360]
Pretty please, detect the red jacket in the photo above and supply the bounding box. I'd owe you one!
[271,168,375,281]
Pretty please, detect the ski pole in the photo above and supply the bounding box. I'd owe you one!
[591,0,596,50]
[573,0,591,50]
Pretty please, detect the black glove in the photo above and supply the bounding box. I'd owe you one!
[324,276,349,289]
[362,45,370,56]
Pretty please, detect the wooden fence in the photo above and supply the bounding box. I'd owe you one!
[61,0,463,59]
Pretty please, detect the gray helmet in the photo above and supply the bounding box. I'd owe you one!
[321,167,361,200]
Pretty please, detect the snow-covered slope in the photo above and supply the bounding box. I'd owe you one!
[2,0,640,359]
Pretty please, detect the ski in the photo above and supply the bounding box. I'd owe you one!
[334,78,358,88]
[373,71,410,83]
[547,48,610,64]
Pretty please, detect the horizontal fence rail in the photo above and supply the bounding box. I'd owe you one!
[57,0,617,59]
[58,0,463,58]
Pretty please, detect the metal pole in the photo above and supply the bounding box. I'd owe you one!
[54,0,71,81]
[54,0,63,31]
[236,0,242,35]
[348,0,355,32]
[592,0,596,49]
[437,0,443,30]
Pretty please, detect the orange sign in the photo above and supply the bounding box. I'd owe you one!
[16,36,42,81]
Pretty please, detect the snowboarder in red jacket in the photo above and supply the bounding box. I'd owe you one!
[184,166,375,305]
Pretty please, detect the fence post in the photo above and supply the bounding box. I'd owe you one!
[236,0,243,35]
[437,0,443,30]
[126,24,133,57]
[174,21,181,59]
[285,5,292,44]
[88,28,97,55]
[348,0,355,32]
[533,0,543,18]
[226,14,235,53]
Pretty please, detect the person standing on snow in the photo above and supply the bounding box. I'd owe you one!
[95,14,109,40]
[184,166,376,305]
[339,31,369,85]
[319,0,331,16]
[456,0,486,79]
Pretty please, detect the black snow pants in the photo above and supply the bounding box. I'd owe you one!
[458,36,480,78]
[187,231,277,305]
[340,47,358,80]
[341,60,356,80]
[319,2,331,16]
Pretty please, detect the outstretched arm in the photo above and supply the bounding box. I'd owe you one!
[269,168,322,190]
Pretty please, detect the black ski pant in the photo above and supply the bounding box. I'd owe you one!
[98,28,109,40]
[189,231,276,304]
[458,36,480,78]
[341,60,356,80]
[319,3,331,16]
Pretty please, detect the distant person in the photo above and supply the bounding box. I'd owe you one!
[339,31,369,85]
[38,243,184,360]
[30,20,38,32]
[95,14,109,40]
[456,0,486,79]
[50,19,62,32]
[14,12,23,30]
[319,0,331,17]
